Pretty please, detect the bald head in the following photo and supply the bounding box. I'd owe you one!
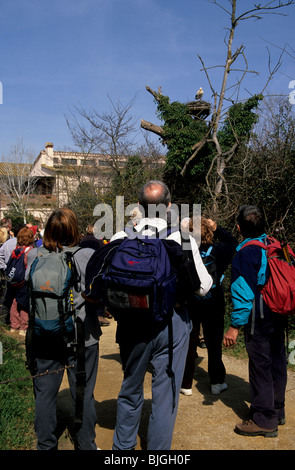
[138,180,171,215]
[144,183,167,203]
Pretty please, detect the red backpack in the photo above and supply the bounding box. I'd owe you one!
[241,237,295,316]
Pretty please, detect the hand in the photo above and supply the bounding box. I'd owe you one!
[207,219,217,231]
[223,326,239,347]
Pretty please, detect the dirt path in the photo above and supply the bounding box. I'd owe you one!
[57,318,295,451]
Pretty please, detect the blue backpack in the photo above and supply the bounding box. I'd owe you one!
[6,245,33,287]
[84,225,189,411]
[86,226,178,322]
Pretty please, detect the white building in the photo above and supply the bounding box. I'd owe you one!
[0,142,165,225]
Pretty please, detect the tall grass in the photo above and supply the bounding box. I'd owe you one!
[0,329,36,450]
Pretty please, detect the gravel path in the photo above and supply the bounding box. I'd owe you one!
[57,318,295,451]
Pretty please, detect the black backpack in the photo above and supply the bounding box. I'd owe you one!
[6,245,33,287]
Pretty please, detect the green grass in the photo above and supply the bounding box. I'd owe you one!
[0,328,36,450]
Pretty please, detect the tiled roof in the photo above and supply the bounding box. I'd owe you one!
[0,162,32,176]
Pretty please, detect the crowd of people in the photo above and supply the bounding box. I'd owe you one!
[0,219,111,334]
[0,220,42,335]
[0,181,290,449]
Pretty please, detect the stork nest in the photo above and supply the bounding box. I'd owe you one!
[186,100,211,119]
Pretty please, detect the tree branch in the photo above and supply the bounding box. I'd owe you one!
[140,119,165,138]
[145,85,164,103]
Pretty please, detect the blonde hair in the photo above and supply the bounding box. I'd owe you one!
[0,227,8,245]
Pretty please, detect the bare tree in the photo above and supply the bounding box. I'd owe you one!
[198,0,293,208]
[142,0,295,214]
[65,96,165,216]
[0,140,38,223]
[66,95,139,173]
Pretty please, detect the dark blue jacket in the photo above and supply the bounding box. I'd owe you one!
[200,225,238,290]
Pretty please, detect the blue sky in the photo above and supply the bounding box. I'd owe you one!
[0,0,294,159]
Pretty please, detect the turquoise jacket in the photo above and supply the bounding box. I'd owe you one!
[230,234,269,328]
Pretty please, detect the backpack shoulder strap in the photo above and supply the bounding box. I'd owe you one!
[124,226,137,238]
[240,240,267,251]
[202,246,213,257]
[159,225,178,239]
[61,246,86,427]
[64,246,82,256]
[63,246,83,290]
[181,234,194,262]
[12,245,27,259]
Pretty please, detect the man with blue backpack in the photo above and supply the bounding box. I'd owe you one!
[113,181,213,450]
[84,180,212,450]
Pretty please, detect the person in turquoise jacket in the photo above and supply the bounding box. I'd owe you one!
[224,205,288,438]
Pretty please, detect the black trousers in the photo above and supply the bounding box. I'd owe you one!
[182,290,226,389]
[33,342,99,450]
[244,312,287,429]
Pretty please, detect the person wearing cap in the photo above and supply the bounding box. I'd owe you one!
[223,205,287,438]
[26,223,38,237]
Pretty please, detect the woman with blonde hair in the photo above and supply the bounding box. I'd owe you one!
[0,226,8,246]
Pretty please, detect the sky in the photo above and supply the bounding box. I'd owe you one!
[0,0,294,160]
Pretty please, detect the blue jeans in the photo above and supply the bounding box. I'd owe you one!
[113,307,191,450]
[33,343,99,450]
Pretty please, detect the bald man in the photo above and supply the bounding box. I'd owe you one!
[112,180,212,450]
